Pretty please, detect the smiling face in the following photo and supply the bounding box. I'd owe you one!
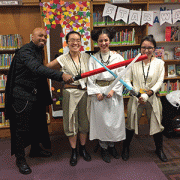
[97,33,110,53]
[140,40,155,59]
[67,33,81,53]
[32,28,47,48]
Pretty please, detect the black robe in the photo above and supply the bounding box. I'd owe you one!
[5,41,63,155]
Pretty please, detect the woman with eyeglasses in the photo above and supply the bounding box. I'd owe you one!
[46,31,91,166]
[122,34,167,162]
[87,27,126,163]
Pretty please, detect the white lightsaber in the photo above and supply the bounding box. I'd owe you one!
[104,53,141,95]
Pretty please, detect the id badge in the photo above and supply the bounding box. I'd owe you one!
[140,88,148,94]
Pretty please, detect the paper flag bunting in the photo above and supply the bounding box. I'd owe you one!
[173,9,180,24]
[141,11,153,26]
[160,10,172,26]
[103,3,117,20]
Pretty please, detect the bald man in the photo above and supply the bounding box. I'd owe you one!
[5,27,73,175]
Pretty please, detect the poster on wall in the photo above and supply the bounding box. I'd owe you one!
[41,1,91,117]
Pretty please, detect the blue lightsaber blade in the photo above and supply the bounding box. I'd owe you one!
[90,54,141,98]
[90,54,132,90]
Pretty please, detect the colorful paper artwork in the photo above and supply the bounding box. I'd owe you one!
[41,1,91,53]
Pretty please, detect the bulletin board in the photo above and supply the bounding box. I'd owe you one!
[41,1,91,117]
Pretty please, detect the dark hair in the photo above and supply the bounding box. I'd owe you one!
[91,27,116,42]
[65,31,81,44]
[140,34,156,48]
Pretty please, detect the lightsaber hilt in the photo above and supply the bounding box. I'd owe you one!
[73,74,81,81]
[130,89,141,98]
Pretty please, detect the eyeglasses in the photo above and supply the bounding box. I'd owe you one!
[68,39,81,43]
[141,46,154,50]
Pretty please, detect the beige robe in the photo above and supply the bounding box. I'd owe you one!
[57,52,89,133]
[124,57,165,135]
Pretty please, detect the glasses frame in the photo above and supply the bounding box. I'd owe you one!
[141,46,154,50]
[68,39,81,43]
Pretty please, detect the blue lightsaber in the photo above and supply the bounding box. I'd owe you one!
[90,54,141,97]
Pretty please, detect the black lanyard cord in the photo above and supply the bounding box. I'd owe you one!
[142,56,152,85]
[69,52,81,75]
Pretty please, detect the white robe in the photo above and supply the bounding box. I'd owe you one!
[87,51,126,141]
[124,57,165,135]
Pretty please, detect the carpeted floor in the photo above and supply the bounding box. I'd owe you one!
[0,134,170,180]
[136,134,180,180]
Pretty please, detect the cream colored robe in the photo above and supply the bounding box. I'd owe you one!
[57,52,89,133]
[87,51,126,141]
[124,57,165,135]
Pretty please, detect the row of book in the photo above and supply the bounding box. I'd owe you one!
[168,64,180,77]
[0,34,22,50]
[0,93,5,108]
[0,74,7,90]
[165,26,180,42]
[153,46,180,60]
[93,12,128,26]
[160,80,180,93]
[117,48,141,60]
[0,112,10,127]
[0,54,14,69]
[122,80,180,97]
[94,29,136,46]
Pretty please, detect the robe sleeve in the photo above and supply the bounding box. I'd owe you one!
[150,60,165,93]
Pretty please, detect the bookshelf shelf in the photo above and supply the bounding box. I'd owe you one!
[94,44,140,48]
[0,50,15,54]
[0,125,10,129]
[157,41,180,44]
[93,24,146,28]
[164,60,180,63]
[164,76,180,80]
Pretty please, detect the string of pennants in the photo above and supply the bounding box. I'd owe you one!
[103,3,180,26]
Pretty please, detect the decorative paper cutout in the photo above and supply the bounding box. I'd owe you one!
[160,10,172,25]
[128,10,141,25]
[141,11,154,26]
[173,9,180,24]
[115,7,129,24]
[103,3,117,20]
[56,101,61,105]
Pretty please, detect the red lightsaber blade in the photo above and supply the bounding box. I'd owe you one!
[73,54,147,81]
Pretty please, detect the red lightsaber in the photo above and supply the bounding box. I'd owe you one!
[73,54,147,81]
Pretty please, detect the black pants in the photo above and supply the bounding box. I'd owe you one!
[10,98,51,158]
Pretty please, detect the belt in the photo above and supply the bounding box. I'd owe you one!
[96,80,113,87]
[64,84,86,90]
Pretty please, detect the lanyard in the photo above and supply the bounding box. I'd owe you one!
[100,52,111,66]
[142,56,152,85]
[69,52,81,75]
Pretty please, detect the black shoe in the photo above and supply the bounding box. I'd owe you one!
[108,146,120,159]
[16,158,32,175]
[101,147,111,163]
[79,145,91,162]
[155,149,168,162]
[121,146,129,161]
[29,149,52,158]
[70,148,77,166]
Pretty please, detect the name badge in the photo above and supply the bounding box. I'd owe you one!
[140,88,148,94]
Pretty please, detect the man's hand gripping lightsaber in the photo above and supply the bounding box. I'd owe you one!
[90,53,141,98]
